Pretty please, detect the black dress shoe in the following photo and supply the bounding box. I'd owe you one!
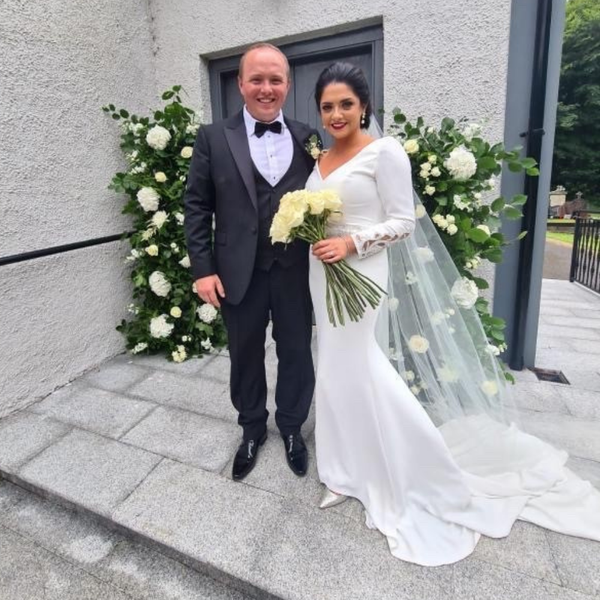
[232,431,267,481]
[282,433,308,476]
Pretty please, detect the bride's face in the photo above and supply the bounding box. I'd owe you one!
[319,82,365,141]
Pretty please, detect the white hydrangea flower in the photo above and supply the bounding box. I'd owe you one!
[179,255,191,268]
[170,306,182,318]
[403,370,416,382]
[403,139,419,154]
[181,335,190,342]
[151,211,168,229]
[474,192,483,201]
[128,123,144,135]
[170,243,179,253]
[430,167,441,177]
[186,122,200,135]
[154,171,167,183]
[150,314,174,339]
[420,162,432,172]
[428,154,437,164]
[427,126,436,134]
[141,228,155,241]
[149,271,171,297]
[445,146,477,181]
[462,123,482,142]
[415,204,427,219]
[175,212,185,224]
[424,185,436,196]
[137,187,160,212]
[172,344,187,363]
[405,271,418,285]
[201,338,213,351]
[451,277,478,309]
[481,380,499,396]
[477,224,491,236]
[486,344,501,356]
[419,170,430,180]
[130,162,147,175]
[126,249,141,262]
[388,297,400,311]
[446,215,456,225]
[145,245,158,256]
[414,246,435,263]
[197,303,218,324]
[453,195,472,211]
[447,224,458,235]
[180,146,193,159]
[438,364,459,383]
[146,125,171,150]
[131,342,148,354]
[408,335,430,354]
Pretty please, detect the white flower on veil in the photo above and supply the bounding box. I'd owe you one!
[481,380,499,396]
[405,271,418,285]
[403,370,416,382]
[414,247,435,263]
[451,277,478,309]
[438,364,459,383]
[408,335,430,354]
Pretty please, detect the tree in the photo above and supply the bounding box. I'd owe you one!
[552,0,600,207]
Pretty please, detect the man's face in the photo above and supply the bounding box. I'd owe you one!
[238,48,290,122]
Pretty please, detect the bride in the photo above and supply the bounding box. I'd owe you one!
[306,61,600,566]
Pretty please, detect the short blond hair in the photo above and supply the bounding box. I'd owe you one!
[238,43,291,80]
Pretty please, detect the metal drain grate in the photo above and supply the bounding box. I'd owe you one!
[531,368,570,384]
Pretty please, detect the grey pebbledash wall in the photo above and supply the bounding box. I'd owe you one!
[0,0,159,416]
[0,0,514,416]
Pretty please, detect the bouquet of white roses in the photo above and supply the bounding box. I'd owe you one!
[270,189,386,326]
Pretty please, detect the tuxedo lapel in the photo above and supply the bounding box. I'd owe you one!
[285,118,314,171]
[224,112,258,212]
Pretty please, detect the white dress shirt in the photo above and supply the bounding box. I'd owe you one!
[243,106,293,186]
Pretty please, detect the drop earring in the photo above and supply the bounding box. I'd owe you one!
[361,112,366,127]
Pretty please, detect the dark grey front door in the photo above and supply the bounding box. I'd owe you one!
[209,26,383,146]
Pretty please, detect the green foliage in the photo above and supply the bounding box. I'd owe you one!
[389,110,538,380]
[552,0,600,206]
[103,87,227,361]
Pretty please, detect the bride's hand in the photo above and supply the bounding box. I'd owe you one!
[312,237,355,263]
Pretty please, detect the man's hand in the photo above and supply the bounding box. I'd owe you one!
[195,275,226,308]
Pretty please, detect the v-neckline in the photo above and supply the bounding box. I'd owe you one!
[316,139,381,181]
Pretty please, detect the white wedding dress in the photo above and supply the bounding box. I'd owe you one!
[307,136,600,566]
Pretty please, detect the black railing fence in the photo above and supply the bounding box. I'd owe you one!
[570,211,600,294]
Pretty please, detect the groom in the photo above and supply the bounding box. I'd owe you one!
[184,43,319,481]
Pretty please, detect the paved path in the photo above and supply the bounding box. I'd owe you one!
[543,238,573,281]
[0,481,252,600]
[1,279,599,599]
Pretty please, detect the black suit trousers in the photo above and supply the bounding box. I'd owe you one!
[220,261,314,441]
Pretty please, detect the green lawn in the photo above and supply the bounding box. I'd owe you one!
[546,231,574,245]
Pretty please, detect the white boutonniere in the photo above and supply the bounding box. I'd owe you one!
[305,134,323,160]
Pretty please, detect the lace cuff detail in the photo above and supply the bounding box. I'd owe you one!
[351,220,413,259]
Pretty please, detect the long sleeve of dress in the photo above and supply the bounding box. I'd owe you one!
[350,138,416,259]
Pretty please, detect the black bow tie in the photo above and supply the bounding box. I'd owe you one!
[254,120,282,138]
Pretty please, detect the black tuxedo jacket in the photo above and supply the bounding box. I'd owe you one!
[184,110,319,305]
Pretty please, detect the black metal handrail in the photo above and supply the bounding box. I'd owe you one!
[569,210,600,293]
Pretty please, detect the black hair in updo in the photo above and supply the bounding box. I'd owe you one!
[314,62,372,129]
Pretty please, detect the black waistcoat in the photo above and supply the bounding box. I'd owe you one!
[253,141,310,271]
